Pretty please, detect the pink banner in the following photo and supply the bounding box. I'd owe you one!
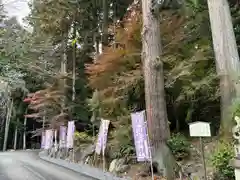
[66,121,75,148]
[41,131,45,149]
[131,110,151,162]
[44,129,53,149]
[95,119,110,155]
[59,126,67,148]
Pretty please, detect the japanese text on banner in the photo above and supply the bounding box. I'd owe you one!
[67,121,75,148]
[59,126,67,148]
[95,119,110,155]
[44,129,53,150]
[41,131,45,149]
[131,110,151,162]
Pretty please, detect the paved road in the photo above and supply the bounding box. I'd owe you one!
[0,151,96,180]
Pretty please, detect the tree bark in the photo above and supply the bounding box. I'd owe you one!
[61,35,68,113]
[3,98,13,151]
[141,1,175,179]
[207,0,240,136]
[13,118,19,150]
[23,114,27,150]
[0,117,5,149]
[72,22,76,102]
[102,0,108,46]
[19,131,22,149]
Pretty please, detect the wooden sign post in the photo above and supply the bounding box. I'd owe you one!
[189,121,211,180]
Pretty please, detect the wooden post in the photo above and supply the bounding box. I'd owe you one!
[189,122,211,180]
[200,137,207,180]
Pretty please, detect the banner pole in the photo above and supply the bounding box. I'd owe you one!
[144,111,154,180]
[102,149,105,171]
[54,129,57,158]
[102,120,105,171]
[73,124,75,162]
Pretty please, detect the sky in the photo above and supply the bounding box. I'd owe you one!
[3,0,30,26]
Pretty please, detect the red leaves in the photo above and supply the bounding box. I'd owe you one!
[85,4,142,91]
[23,97,32,103]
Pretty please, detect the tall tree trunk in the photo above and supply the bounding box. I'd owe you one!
[0,117,5,149]
[43,112,46,129]
[93,0,100,57]
[13,118,19,150]
[94,34,100,57]
[19,131,22,149]
[141,1,175,179]
[207,0,240,137]
[61,35,68,113]
[102,0,108,46]
[3,98,13,151]
[72,22,76,102]
[23,113,27,150]
[173,104,180,132]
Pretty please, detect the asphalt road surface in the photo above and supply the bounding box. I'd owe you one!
[0,150,96,180]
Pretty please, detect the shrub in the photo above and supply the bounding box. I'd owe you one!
[211,142,235,180]
[108,124,135,160]
[74,131,93,144]
[167,133,191,161]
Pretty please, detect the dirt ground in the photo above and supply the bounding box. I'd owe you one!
[121,137,218,180]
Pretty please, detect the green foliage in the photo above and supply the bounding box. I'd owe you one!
[110,126,134,159]
[0,0,132,148]
[231,97,240,118]
[104,114,135,160]
[111,144,135,160]
[167,133,191,161]
[74,131,93,144]
[211,142,235,180]
[228,97,240,133]
[1,0,239,154]
[0,1,5,24]
[87,2,219,134]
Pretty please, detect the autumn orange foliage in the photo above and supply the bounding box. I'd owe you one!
[85,3,143,116]
[85,0,188,117]
[24,79,68,129]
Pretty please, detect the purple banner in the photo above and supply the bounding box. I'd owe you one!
[95,119,110,155]
[67,121,75,148]
[44,129,53,150]
[41,131,45,149]
[59,126,67,148]
[131,110,151,162]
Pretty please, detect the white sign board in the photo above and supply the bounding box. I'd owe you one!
[189,121,211,137]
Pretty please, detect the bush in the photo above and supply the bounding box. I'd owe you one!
[167,133,191,161]
[108,124,135,160]
[74,131,93,144]
[112,145,135,159]
[211,142,235,180]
